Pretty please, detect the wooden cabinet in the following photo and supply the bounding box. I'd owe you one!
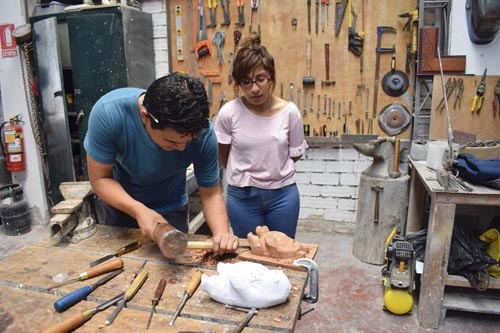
[31,5,155,202]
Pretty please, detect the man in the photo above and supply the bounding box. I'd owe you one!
[84,72,239,255]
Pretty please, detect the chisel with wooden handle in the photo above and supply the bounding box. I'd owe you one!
[89,241,142,267]
[41,258,124,292]
[42,292,124,333]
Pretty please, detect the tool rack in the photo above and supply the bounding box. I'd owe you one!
[167,0,413,138]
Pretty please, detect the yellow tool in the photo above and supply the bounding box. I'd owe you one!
[105,269,149,325]
[493,79,500,116]
[207,0,217,28]
[471,68,487,113]
[168,270,202,326]
[41,258,124,292]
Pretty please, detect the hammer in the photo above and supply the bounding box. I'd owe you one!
[321,43,335,86]
[303,38,315,86]
[371,185,384,223]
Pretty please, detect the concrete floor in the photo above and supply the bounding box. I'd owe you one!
[1,223,500,332]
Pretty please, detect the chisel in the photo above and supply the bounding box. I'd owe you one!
[105,269,149,325]
[89,241,142,267]
[41,258,124,292]
[168,270,202,326]
[42,292,124,333]
[53,269,123,312]
[186,239,250,250]
[146,278,167,329]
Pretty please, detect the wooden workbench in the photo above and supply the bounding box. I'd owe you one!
[0,225,311,332]
[406,159,500,329]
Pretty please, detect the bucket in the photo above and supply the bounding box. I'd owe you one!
[0,184,31,236]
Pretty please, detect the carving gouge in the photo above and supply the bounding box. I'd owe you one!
[105,269,149,325]
[146,278,166,329]
[89,241,142,267]
[42,292,124,333]
[54,269,123,312]
[168,270,202,326]
[41,258,124,292]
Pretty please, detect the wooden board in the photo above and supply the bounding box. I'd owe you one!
[167,0,414,138]
[238,243,319,270]
[429,74,500,141]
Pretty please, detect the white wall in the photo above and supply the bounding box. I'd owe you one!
[449,0,500,75]
[0,0,49,225]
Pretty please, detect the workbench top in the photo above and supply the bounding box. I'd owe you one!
[0,225,311,332]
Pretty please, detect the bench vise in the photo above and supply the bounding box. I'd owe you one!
[48,181,97,244]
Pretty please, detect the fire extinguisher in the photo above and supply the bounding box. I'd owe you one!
[0,114,26,172]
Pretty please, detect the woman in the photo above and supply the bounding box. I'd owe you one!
[214,34,308,239]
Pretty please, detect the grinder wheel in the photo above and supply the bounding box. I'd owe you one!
[381,70,410,97]
[378,103,411,135]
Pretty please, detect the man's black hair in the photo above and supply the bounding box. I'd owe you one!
[142,72,210,136]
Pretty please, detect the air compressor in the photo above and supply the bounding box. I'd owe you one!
[1,114,26,172]
[381,227,416,315]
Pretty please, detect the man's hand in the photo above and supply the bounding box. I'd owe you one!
[134,207,169,240]
[211,232,240,255]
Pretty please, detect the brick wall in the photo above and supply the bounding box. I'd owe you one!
[296,144,371,234]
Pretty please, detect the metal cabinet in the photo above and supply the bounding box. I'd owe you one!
[31,5,155,203]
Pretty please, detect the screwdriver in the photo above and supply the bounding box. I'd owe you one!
[89,241,142,267]
[168,270,202,326]
[146,278,167,329]
[42,292,124,333]
[53,269,123,312]
[105,269,149,325]
[41,258,124,292]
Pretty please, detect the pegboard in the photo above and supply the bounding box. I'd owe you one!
[167,0,417,138]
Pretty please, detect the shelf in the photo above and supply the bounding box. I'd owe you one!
[443,286,500,316]
[446,274,500,289]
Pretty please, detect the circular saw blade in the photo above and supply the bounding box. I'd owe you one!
[378,103,411,135]
[381,70,410,97]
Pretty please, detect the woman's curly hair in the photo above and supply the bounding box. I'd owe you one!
[142,72,210,136]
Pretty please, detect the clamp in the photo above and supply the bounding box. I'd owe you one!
[471,68,487,113]
[220,0,231,26]
[235,0,245,26]
[207,0,217,28]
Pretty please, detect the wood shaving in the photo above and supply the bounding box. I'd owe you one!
[190,250,239,266]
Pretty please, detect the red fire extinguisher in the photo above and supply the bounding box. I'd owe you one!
[1,114,26,172]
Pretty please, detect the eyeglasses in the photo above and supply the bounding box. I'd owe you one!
[239,76,271,88]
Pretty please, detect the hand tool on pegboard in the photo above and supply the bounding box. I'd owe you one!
[315,0,319,34]
[41,258,124,292]
[453,78,464,110]
[290,83,294,102]
[145,278,166,329]
[214,30,226,65]
[437,77,456,112]
[175,5,184,61]
[307,0,312,34]
[89,241,142,267]
[372,26,397,119]
[493,78,500,117]
[311,92,315,114]
[381,46,410,98]
[207,0,217,28]
[297,87,301,110]
[334,0,347,35]
[471,68,487,113]
[328,97,332,120]
[42,293,124,333]
[228,51,235,83]
[168,270,203,326]
[321,0,327,32]
[249,0,260,34]
[105,268,149,325]
[399,8,419,73]
[53,269,123,313]
[347,0,363,58]
[323,95,327,117]
[236,0,245,26]
[195,0,211,64]
[303,38,315,86]
[321,43,335,86]
[303,89,308,117]
[220,0,231,26]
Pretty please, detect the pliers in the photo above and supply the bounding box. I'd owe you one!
[493,79,500,117]
[207,0,217,28]
[437,77,456,112]
[471,68,487,113]
[236,0,245,26]
[453,78,464,110]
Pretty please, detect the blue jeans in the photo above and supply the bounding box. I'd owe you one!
[100,202,189,233]
[226,184,300,239]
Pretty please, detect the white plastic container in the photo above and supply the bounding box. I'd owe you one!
[426,141,458,170]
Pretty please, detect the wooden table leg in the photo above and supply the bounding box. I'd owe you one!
[417,199,456,329]
[406,164,426,233]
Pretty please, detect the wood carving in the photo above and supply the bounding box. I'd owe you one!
[247,226,309,259]
[418,27,466,74]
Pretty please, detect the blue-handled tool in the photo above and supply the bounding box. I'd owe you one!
[54,269,123,312]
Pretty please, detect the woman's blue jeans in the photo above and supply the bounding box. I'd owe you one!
[226,183,300,239]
